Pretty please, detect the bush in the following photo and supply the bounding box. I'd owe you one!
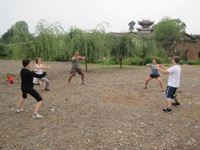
[143,56,163,65]
[188,59,200,65]
[123,57,143,65]
[109,57,119,65]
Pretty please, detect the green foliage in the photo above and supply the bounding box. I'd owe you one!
[1,19,179,64]
[154,17,184,43]
[123,57,143,65]
[188,59,200,65]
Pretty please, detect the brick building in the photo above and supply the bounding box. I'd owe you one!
[174,33,200,61]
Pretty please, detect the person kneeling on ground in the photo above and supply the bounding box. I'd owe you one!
[145,58,164,92]
[6,73,15,84]
[67,51,86,85]
[17,59,47,119]
[155,56,181,113]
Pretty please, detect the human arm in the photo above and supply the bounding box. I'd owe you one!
[82,56,86,60]
[31,71,46,78]
[146,64,151,67]
[72,56,85,61]
[72,56,82,61]
[35,64,50,69]
[155,65,169,74]
[159,64,169,70]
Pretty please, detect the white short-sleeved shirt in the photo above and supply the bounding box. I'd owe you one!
[34,64,43,75]
[167,65,181,88]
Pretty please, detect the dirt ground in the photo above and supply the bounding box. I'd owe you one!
[0,60,200,150]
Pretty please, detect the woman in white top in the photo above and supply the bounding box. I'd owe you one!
[34,57,50,91]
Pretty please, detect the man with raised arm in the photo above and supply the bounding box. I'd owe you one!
[156,56,181,113]
[67,51,86,85]
[17,59,46,119]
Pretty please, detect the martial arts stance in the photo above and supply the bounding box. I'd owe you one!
[34,57,50,91]
[17,59,46,119]
[145,59,164,92]
[68,51,86,85]
[156,56,181,113]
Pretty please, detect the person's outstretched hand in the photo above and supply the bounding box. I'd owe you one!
[155,65,159,70]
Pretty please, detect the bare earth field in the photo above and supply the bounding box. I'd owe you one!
[0,60,200,150]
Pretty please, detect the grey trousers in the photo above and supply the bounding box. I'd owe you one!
[39,77,50,89]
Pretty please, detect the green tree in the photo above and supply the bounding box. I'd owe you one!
[153,17,185,56]
[110,33,133,68]
[128,21,136,32]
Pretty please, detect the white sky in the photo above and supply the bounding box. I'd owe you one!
[0,0,200,36]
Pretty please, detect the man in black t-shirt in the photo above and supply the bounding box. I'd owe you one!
[17,59,46,119]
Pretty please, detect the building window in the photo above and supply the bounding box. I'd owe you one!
[199,52,200,58]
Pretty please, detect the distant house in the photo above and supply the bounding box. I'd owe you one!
[174,33,200,61]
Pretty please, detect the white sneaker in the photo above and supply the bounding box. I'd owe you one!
[32,114,43,119]
[16,108,24,113]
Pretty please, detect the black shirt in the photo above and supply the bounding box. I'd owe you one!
[20,68,46,89]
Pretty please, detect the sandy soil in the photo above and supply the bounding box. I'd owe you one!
[0,60,200,150]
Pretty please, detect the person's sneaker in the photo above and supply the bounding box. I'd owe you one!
[16,108,24,113]
[45,88,50,91]
[144,87,147,89]
[172,102,180,106]
[32,114,43,119]
[163,108,172,113]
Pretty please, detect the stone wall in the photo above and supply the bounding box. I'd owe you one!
[174,39,200,61]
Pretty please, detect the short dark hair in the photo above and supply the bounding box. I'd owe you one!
[22,59,30,67]
[36,57,40,64]
[173,56,180,63]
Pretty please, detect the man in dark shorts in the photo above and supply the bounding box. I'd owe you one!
[145,59,164,92]
[17,59,46,119]
[67,51,86,85]
[156,56,181,113]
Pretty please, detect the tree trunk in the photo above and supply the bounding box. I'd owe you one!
[120,57,122,68]
[85,59,88,72]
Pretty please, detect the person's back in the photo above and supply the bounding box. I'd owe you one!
[167,65,181,88]
[20,68,34,88]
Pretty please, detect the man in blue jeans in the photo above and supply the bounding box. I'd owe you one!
[156,56,181,113]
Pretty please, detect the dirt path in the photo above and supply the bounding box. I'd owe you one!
[0,60,200,150]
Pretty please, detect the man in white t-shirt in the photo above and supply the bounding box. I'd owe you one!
[156,56,181,113]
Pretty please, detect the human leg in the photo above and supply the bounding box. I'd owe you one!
[145,76,152,89]
[156,77,164,91]
[40,77,50,90]
[28,88,43,116]
[68,74,73,85]
[81,72,84,84]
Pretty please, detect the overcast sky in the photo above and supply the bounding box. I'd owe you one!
[0,0,200,36]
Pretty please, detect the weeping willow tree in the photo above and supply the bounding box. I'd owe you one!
[133,34,158,65]
[35,19,67,61]
[110,33,134,68]
[0,19,168,65]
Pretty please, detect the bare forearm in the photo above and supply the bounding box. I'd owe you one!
[161,65,169,70]
[157,68,169,74]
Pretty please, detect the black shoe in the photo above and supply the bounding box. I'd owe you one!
[172,102,180,106]
[45,88,50,91]
[144,87,147,89]
[163,108,172,113]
